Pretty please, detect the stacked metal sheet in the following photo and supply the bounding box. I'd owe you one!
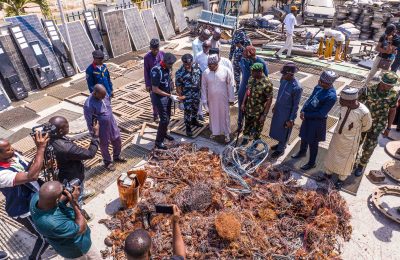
[141,9,159,41]
[104,10,132,58]
[123,7,149,51]
[5,14,64,80]
[152,3,175,40]
[58,21,94,72]
[170,0,188,32]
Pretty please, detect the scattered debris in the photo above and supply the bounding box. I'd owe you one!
[100,143,352,259]
[366,170,386,184]
[372,185,400,224]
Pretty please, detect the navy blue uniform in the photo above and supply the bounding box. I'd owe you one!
[175,64,202,126]
[299,86,337,165]
[86,63,113,96]
[229,29,251,90]
[151,65,173,144]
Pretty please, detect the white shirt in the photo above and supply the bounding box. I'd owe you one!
[284,13,297,35]
[192,38,204,58]
[0,153,40,218]
[195,51,209,72]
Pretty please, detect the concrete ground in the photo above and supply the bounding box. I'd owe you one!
[2,36,400,260]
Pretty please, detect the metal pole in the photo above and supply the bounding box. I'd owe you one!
[82,0,87,10]
[56,0,78,71]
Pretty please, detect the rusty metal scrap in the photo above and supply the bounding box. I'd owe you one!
[100,143,352,259]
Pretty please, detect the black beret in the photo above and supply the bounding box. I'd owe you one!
[181,53,193,63]
[163,52,177,65]
[150,38,160,48]
[92,50,104,59]
[209,48,220,55]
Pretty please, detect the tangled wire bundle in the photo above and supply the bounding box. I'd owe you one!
[100,143,352,259]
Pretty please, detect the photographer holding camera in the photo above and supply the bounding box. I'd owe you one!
[0,132,50,260]
[30,181,100,259]
[48,116,99,207]
[124,205,186,260]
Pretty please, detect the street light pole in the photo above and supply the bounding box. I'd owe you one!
[56,0,78,71]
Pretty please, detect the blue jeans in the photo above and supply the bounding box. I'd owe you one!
[391,53,400,72]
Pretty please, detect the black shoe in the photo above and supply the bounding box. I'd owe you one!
[198,115,205,122]
[114,156,127,163]
[241,138,249,146]
[300,163,316,171]
[0,251,8,260]
[396,127,400,132]
[192,120,204,128]
[165,134,175,141]
[270,144,278,151]
[335,180,344,190]
[186,126,193,137]
[274,53,280,59]
[291,151,306,159]
[270,150,284,159]
[354,165,365,177]
[155,142,168,150]
[286,55,294,59]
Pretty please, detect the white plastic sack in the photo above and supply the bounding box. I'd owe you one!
[262,14,274,21]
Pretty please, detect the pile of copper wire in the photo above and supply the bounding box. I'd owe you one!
[100,143,352,259]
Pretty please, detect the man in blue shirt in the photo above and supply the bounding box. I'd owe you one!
[269,62,302,158]
[291,70,338,171]
[30,181,100,259]
[86,50,113,97]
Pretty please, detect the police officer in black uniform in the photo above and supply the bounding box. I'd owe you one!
[151,53,182,150]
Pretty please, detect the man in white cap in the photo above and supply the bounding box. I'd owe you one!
[322,86,372,189]
[202,54,235,143]
[275,5,298,59]
[291,70,338,171]
[211,27,222,49]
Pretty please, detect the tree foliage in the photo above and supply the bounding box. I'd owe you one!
[0,0,51,17]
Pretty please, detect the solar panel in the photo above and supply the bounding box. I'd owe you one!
[210,13,224,26]
[170,0,188,32]
[103,10,132,58]
[0,81,10,111]
[58,21,94,72]
[152,3,175,40]
[83,11,110,60]
[141,9,159,41]
[123,7,149,51]
[223,15,237,29]
[198,10,213,23]
[5,14,64,80]
[0,33,36,91]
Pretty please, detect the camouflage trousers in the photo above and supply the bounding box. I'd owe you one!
[357,128,382,166]
[184,99,200,126]
[233,59,241,90]
[243,115,263,139]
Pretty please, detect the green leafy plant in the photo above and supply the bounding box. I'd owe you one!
[0,0,51,17]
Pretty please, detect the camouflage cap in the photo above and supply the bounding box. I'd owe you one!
[251,63,263,71]
[381,71,398,86]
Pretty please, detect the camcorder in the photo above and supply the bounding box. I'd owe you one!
[30,123,58,138]
[62,178,81,194]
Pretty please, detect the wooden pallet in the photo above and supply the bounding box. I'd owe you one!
[113,103,144,118]
[170,119,209,138]
[65,92,90,106]
[120,90,148,103]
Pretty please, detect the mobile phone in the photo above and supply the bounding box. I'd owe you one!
[92,116,98,126]
[155,204,174,214]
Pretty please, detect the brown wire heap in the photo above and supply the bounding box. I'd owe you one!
[100,143,352,260]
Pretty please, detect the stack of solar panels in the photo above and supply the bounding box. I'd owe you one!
[371,8,387,41]
[348,5,362,24]
[358,9,374,40]
[335,5,350,25]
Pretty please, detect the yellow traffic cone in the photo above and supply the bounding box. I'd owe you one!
[334,41,343,63]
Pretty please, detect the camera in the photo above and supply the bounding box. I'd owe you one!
[62,178,81,194]
[30,123,58,138]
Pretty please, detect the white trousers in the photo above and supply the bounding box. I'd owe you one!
[277,33,294,57]
[365,56,389,85]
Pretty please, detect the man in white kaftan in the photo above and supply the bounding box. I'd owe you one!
[209,48,234,76]
[324,86,372,189]
[192,29,211,58]
[201,54,235,143]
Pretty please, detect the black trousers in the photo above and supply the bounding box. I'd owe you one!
[299,139,319,165]
[154,96,172,144]
[14,215,49,260]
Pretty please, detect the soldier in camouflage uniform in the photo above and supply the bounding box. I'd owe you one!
[229,28,251,93]
[354,72,399,176]
[175,54,203,137]
[240,63,273,145]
